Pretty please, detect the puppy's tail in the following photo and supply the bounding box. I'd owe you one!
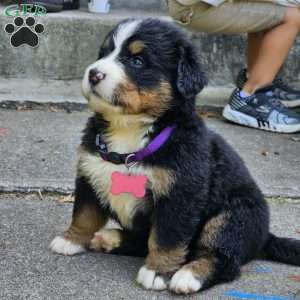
[262,233,300,266]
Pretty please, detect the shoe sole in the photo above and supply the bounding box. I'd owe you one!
[223,105,300,133]
[280,99,300,108]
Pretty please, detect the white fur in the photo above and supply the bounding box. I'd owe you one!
[136,266,167,290]
[82,20,142,103]
[113,20,142,53]
[78,147,147,229]
[153,276,168,290]
[50,236,85,256]
[169,269,202,294]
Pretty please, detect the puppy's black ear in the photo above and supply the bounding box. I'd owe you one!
[177,44,207,99]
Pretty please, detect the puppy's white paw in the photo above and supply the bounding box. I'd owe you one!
[50,236,85,256]
[169,269,202,294]
[90,229,121,253]
[153,276,168,291]
[136,266,167,291]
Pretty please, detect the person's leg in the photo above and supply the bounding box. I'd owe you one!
[247,32,265,75]
[168,0,300,132]
[243,7,300,94]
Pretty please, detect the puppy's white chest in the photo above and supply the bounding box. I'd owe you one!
[78,148,150,228]
[77,124,175,228]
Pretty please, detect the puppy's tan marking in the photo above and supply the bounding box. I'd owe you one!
[115,80,172,117]
[90,228,123,252]
[139,81,172,116]
[88,94,154,126]
[200,213,228,248]
[169,255,214,294]
[182,255,214,277]
[148,167,175,199]
[145,228,187,274]
[64,206,108,247]
[128,40,145,55]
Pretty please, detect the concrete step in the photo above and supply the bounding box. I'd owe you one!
[1,6,300,87]
[2,78,300,110]
[0,7,166,80]
[1,108,299,197]
[0,78,234,108]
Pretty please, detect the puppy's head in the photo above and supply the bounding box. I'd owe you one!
[82,19,206,118]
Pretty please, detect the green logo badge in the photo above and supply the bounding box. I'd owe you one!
[4,4,47,17]
[4,4,46,48]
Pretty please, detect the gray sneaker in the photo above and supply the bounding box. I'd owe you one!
[223,87,300,133]
[236,68,300,108]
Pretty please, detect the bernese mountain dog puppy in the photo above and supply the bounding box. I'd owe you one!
[50,19,300,294]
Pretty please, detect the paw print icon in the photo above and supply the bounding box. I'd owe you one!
[4,16,44,48]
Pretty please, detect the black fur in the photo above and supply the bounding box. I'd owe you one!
[177,43,207,99]
[263,233,300,266]
[72,18,300,291]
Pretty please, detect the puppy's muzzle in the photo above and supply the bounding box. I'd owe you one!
[89,68,106,86]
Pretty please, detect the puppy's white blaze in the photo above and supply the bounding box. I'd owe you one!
[50,236,85,256]
[82,20,142,103]
[170,269,202,294]
[113,20,142,53]
[136,266,156,289]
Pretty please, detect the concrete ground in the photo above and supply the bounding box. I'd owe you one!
[0,107,300,300]
[0,193,299,300]
[0,109,299,197]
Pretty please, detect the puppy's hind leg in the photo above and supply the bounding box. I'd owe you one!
[50,177,108,256]
[170,205,268,294]
[169,255,214,294]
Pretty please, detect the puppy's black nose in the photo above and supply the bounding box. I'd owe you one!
[89,68,106,85]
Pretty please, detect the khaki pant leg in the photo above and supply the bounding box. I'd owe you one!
[167,0,287,34]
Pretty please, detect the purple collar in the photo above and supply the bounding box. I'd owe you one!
[96,125,176,167]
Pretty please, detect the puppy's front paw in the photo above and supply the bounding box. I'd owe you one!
[169,269,202,294]
[136,266,167,291]
[89,229,122,253]
[50,236,85,256]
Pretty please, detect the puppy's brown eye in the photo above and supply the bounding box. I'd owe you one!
[130,56,144,68]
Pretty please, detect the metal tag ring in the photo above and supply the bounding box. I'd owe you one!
[125,154,138,169]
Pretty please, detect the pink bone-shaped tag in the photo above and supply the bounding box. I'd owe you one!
[111,171,148,199]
